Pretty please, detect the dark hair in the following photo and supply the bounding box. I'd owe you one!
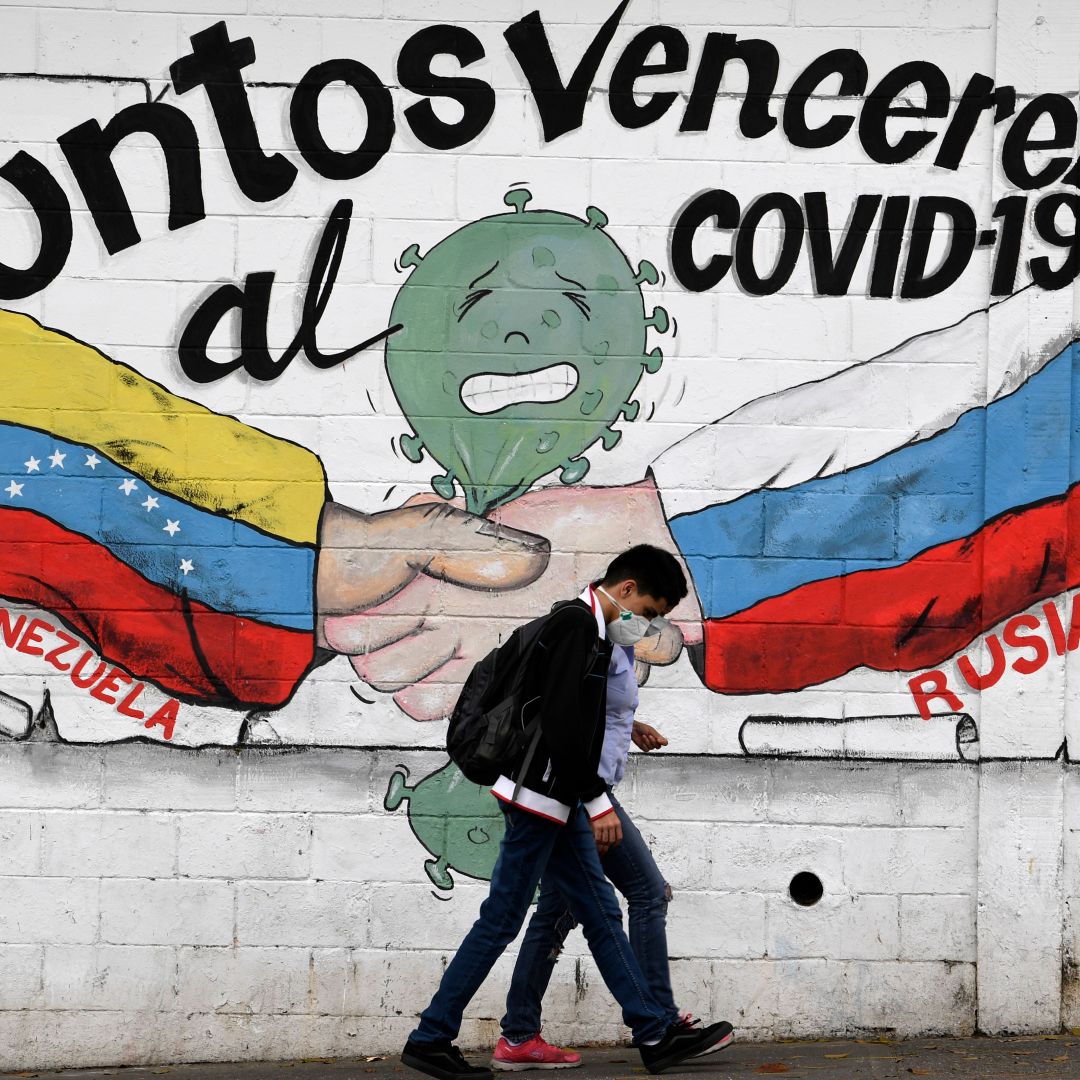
[599,544,688,607]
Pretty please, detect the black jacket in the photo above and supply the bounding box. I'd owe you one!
[491,597,615,823]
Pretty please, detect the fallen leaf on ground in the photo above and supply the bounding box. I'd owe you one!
[907,1070,930,1076]
[756,1065,790,1074]
[823,1053,848,1059]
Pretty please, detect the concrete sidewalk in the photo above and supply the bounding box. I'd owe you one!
[3,1036,1079,1080]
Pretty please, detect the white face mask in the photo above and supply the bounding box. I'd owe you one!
[596,585,660,646]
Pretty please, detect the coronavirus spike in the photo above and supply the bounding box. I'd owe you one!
[425,855,454,891]
[634,260,659,286]
[600,427,622,450]
[620,399,640,421]
[400,244,424,269]
[560,457,591,484]
[644,348,663,374]
[645,306,670,333]
[383,767,413,811]
[400,433,425,463]
[585,206,608,230]
[432,471,457,499]
[504,188,532,213]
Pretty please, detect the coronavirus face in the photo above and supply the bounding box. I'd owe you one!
[448,252,599,421]
[387,190,668,514]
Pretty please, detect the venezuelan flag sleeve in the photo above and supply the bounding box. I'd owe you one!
[0,311,327,708]
[650,286,1080,695]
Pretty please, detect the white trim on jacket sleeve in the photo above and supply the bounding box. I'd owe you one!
[492,775,571,823]
[583,791,614,820]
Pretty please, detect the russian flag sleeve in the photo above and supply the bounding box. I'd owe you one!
[651,287,1080,694]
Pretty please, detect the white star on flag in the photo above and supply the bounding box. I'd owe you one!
[119,479,138,495]
[48,450,66,469]
[85,453,100,470]
[5,480,23,498]
[163,519,181,536]
[179,558,194,576]
[141,495,159,512]
[23,456,40,473]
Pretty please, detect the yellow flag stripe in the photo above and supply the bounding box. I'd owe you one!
[0,311,326,546]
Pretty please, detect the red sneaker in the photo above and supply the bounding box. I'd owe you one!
[492,1035,581,1071]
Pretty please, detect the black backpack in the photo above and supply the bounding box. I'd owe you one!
[447,602,595,794]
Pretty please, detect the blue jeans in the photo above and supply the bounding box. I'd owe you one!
[502,791,675,1042]
[411,803,676,1046]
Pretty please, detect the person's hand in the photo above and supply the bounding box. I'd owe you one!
[319,478,703,721]
[591,811,622,854]
[631,721,668,752]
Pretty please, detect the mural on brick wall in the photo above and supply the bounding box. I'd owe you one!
[0,186,674,743]
[388,188,668,511]
[2,7,1080,887]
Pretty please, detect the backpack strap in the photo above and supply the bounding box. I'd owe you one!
[512,721,545,805]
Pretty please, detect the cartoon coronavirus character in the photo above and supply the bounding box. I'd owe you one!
[384,760,505,891]
[386,188,669,514]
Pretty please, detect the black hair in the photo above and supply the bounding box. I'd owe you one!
[599,544,688,607]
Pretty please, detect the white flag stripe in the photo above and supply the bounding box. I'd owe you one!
[652,287,1080,518]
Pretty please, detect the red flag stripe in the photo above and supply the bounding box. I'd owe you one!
[0,507,315,707]
[703,487,1078,694]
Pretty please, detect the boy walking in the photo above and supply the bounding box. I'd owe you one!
[494,555,712,1070]
[401,546,732,1080]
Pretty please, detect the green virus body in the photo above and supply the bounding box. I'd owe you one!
[386,188,669,514]
[384,761,505,891]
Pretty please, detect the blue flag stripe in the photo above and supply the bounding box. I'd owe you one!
[672,340,1080,620]
[0,422,314,630]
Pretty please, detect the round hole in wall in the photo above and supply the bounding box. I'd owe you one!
[789,871,823,907]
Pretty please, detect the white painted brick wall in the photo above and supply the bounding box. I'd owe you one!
[899,895,977,962]
[0,944,43,1009]
[0,746,999,1061]
[176,945,313,1014]
[0,876,99,944]
[42,811,176,878]
[43,944,177,1010]
[237,880,369,947]
[178,813,310,879]
[0,743,988,1065]
[100,879,234,946]
[768,893,901,961]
